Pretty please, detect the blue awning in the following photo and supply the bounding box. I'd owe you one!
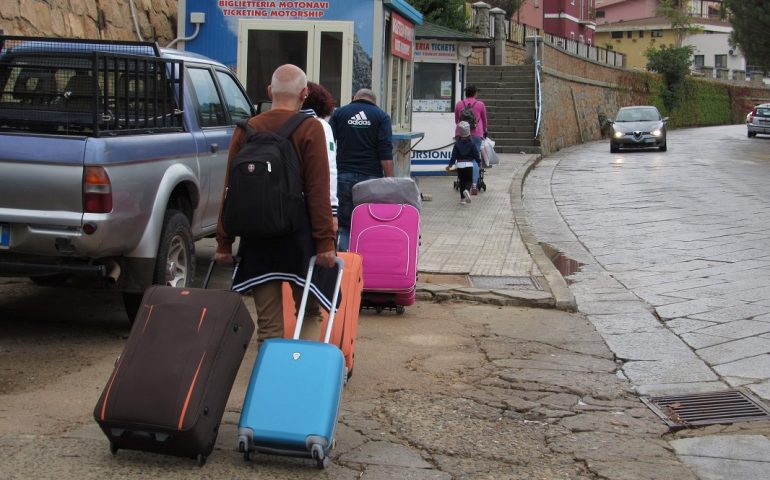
[383,0,424,25]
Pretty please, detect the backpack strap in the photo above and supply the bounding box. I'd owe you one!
[277,112,312,140]
[237,113,310,141]
[236,120,258,140]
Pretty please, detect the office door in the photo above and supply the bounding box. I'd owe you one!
[237,20,353,109]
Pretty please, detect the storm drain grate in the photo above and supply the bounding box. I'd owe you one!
[641,389,770,429]
[469,276,543,291]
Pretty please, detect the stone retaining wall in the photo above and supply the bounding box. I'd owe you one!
[538,43,770,155]
[0,0,178,46]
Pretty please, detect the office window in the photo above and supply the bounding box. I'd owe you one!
[639,30,644,38]
[627,31,633,38]
[694,55,704,68]
[597,11,605,18]
[715,54,727,68]
[413,62,454,113]
[651,30,663,38]
[611,31,623,39]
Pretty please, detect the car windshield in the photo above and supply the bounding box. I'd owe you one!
[615,108,660,122]
[756,107,770,118]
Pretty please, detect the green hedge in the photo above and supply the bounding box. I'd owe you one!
[667,78,732,128]
[622,73,741,128]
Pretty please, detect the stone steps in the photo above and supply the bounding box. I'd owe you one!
[467,64,540,154]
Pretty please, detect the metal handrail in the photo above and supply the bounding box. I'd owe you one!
[534,42,542,140]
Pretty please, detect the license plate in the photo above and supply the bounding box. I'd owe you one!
[0,223,9,249]
[645,138,656,143]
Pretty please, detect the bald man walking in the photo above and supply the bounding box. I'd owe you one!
[216,64,336,343]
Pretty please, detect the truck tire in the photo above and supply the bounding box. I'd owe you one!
[123,209,195,322]
[153,209,195,288]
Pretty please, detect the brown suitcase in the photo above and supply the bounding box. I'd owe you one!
[93,284,254,466]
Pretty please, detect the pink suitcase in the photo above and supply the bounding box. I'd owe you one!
[349,203,419,314]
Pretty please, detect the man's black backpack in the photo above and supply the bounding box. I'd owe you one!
[221,113,310,238]
[459,100,477,131]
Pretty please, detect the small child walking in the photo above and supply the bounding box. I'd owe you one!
[446,121,481,205]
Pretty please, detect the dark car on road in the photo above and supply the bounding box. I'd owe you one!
[609,106,668,153]
[746,103,770,138]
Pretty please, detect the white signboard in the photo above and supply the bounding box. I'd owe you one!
[414,40,458,61]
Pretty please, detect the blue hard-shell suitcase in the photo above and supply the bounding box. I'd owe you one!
[237,256,345,469]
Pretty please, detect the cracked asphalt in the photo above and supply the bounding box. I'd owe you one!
[1,269,691,479]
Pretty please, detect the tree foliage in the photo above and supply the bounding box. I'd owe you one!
[721,0,770,72]
[646,44,695,110]
[408,0,470,32]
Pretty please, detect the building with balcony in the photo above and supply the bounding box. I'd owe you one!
[543,0,597,44]
[595,15,746,79]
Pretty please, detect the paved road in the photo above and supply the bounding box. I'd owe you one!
[0,268,697,479]
[524,124,770,478]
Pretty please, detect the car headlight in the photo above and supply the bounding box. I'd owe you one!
[651,129,662,136]
[613,131,624,138]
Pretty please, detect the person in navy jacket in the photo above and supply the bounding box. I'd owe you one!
[329,88,393,251]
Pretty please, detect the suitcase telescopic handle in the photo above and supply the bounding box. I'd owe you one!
[294,255,345,343]
[202,256,240,289]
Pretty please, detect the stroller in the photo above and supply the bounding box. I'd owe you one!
[453,163,487,192]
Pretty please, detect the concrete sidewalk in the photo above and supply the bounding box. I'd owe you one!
[415,153,575,310]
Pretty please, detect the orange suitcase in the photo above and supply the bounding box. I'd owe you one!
[283,252,363,377]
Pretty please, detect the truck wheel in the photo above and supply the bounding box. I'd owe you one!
[122,210,194,323]
[154,209,195,288]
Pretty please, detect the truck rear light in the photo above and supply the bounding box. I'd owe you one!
[83,166,113,213]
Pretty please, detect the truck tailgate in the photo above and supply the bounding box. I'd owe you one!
[0,133,86,224]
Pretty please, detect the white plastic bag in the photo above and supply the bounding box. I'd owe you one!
[481,137,499,166]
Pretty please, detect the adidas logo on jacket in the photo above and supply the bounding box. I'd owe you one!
[347,111,371,126]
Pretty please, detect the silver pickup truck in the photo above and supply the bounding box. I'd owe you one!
[0,36,255,319]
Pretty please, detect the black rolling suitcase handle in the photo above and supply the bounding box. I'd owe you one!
[202,256,240,289]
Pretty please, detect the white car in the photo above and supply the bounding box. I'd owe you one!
[747,103,770,138]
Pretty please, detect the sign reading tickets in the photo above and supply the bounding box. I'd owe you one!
[415,41,458,61]
[391,12,414,61]
[218,1,330,18]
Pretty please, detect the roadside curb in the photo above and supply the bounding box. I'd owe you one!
[415,282,555,308]
[510,155,577,312]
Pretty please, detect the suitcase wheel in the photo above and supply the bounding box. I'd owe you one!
[311,443,328,469]
[109,442,118,455]
[196,453,206,467]
[239,436,253,461]
[396,306,405,315]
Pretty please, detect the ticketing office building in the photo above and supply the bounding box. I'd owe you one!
[410,22,490,175]
[176,0,423,134]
